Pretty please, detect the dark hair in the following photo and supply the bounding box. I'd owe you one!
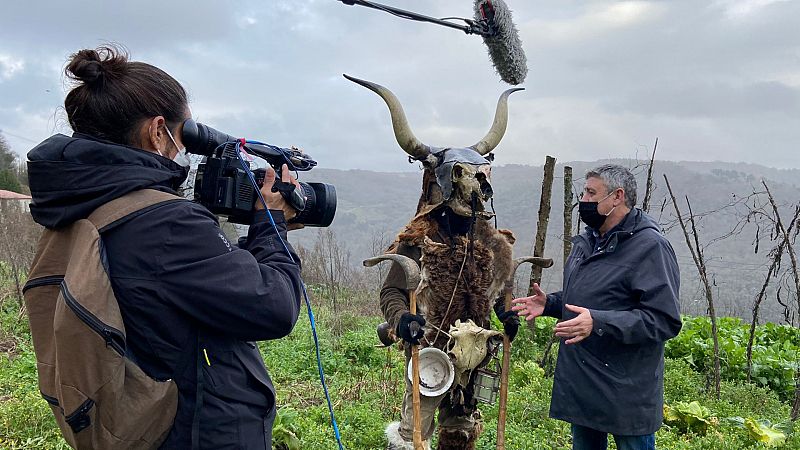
[64,45,188,145]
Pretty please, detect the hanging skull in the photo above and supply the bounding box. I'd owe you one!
[446,319,502,386]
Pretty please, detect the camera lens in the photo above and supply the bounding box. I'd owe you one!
[292,182,337,227]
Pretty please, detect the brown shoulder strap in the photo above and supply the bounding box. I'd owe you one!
[88,189,184,231]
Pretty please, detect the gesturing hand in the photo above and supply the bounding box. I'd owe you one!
[554,304,593,344]
[511,283,546,321]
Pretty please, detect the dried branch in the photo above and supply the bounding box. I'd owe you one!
[664,174,721,398]
[642,137,658,213]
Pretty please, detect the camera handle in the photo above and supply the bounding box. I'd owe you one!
[271,179,306,212]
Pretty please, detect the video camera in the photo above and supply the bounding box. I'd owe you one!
[181,119,336,227]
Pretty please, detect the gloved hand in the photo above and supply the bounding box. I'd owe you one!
[495,303,520,342]
[396,312,426,345]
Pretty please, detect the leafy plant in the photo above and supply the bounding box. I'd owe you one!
[665,316,799,399]
[743,418,787,447]
[663,401,719,434]
[272,407,301,450]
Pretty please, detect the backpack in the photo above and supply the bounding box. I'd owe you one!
[23,189,186,449]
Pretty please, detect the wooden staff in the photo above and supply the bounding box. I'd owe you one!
[363,254,424,450]
[496,282,514,450]
[409,289,423,450]
[497,256,553,450]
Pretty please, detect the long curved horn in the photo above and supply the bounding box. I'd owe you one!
[470,87,524,156]
[344,74,431,161]
[363,254,421,291]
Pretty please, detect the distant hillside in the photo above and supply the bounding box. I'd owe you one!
[284,160,800,322]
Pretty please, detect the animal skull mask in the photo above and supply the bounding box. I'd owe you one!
[344,74,522,217]
[434,148,494,217]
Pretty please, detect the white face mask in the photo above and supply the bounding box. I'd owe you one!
[163,125,191,169]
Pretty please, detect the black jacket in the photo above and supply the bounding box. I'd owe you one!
[27,133,303,449]
[543,209,681,435]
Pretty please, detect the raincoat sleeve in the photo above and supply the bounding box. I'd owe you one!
[156,204,302,341]
[589,238,682,344]
[379,243,421,332]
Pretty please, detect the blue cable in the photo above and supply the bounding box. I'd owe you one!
[234,142,346,450]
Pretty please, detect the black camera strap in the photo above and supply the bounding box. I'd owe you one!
[271,180,306,211]
[270,180,295,196]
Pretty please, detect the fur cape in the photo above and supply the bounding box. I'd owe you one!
[389,211,515,350]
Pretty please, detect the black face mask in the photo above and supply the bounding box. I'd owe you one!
[578,192,615,230]
[578,201,607,230]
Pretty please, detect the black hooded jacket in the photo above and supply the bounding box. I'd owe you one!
[543,209,682,436]
[27,133,303,449]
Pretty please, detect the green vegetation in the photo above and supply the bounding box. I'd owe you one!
[1,283,799,448]
[0,133,25,194]
[0,170,21,194]
[666,316,800,400]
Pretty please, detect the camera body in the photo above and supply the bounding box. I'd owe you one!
[181,119,336,227]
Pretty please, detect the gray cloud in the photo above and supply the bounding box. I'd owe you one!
[607,81,800,118]
[1,0,798,171]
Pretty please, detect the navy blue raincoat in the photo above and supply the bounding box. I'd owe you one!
[27,133,303,449]
[543,209,681,436]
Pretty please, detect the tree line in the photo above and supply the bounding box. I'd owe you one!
[0,132,28,194]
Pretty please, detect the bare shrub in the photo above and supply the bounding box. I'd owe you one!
[0,201,41,312]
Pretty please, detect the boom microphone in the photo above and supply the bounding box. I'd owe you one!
[338,0,528,85]
[474,0,528,85]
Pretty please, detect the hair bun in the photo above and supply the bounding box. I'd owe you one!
[66,46,128,86]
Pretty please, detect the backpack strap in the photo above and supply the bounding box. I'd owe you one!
[88,189,185,232]
[88,188,203,448]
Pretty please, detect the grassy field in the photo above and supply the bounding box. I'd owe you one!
[1,288,798,449]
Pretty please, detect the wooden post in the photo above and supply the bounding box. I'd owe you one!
[528,155,556,295]
[563,166,573,266]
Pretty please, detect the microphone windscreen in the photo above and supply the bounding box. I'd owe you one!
[475,0,528,85]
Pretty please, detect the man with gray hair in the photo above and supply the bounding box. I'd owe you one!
[513,164,682,450]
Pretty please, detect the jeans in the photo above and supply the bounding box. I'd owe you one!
[572,424,656,450]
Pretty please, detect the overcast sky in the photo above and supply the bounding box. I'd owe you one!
[1,0,798,171]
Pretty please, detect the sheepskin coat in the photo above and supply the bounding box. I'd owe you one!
[380,210,515,350]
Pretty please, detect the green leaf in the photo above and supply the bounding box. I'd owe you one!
[663,401,718,435]
[744,417,786,446]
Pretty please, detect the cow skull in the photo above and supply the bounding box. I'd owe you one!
[447,319,502,374]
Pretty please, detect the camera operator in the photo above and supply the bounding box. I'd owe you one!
[26,45,303,449]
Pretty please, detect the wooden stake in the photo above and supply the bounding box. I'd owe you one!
[528,156,556,295]
[563,165,573,266]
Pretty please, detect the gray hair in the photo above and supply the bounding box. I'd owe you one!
[586,164,637,208]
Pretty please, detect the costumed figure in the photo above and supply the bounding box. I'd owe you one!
[345,75,523,450]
